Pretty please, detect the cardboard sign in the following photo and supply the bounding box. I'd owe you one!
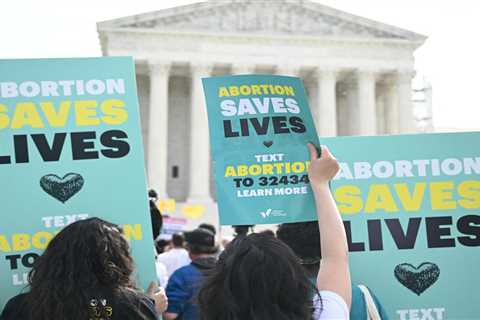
[159,216,188,240]
[0,57,156,309]
[324,132,480,320]
[203,75,320,225]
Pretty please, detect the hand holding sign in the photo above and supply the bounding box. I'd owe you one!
[147,281,168,314]
[307,144,339,187]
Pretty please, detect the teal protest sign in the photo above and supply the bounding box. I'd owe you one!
[0,57,156,309]
[203,75,320,225]
[323,132,479,320]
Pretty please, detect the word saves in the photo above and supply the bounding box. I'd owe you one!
[220,97,305,138]
[0,99,130,164]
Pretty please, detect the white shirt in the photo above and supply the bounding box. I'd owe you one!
[313,291,350,320]
[155,259,168,288]
[156,247,191,277]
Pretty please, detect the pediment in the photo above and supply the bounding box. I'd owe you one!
[98,0,426,42]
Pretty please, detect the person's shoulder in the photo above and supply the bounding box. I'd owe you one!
[313,291,349,320]
[4,293,28,306]
[172,263,195,275]
[1,293,29,319]
[177,248,189,254]
[168,263,201,285]
[111,291,157,320]
[157,250,173,260]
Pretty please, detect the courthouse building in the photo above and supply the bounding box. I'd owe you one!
[97,0,427,217]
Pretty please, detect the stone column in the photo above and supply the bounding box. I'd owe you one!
[335,82,348,136]
[231,64,256,75]
[188,63,213,202]
[357,70,377,135]
[396,71,416,133]
[375,83,386,134]
[343,78,358,136]
[316,69,337,136]
[383,76,399,134]
[148,62,170,198]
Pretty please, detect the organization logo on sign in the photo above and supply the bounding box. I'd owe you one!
[260,208,286,219]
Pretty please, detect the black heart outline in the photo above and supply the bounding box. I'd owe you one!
[394,262,440,296]
[40,173,85,203]
[263,141,273,148]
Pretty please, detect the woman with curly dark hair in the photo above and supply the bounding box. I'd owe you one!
[0,217,167,320]
[198,145,351,320]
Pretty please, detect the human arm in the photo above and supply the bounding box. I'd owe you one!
[307,144,352,309]
[147,281,168,315]
[163,312,178,320]
[162,269,190,320]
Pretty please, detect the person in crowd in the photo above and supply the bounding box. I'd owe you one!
[232,225,253,238]
[277,221,389,319]
[156,239,170,254]
[220,236,234,249]
[258,229,275,237]
[148,189,163,242]
[149,190,169,288]
[0,218,167,320]
[164,227,218,320]
[157,233,191,278]
[198,223,216,236]
[198,144,351,320]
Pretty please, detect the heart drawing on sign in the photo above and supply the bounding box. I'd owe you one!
[263,141,273,148]
[394,262,440,296]
[40,173,85,203]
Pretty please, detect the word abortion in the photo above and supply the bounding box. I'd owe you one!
[336,157,480,180]
[0,79,126,98]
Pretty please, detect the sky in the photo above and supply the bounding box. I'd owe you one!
[1,0,478,130]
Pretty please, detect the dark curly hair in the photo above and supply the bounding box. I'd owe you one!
[277,221,321,277]
[24,217,150,320]
[198,233,317,320]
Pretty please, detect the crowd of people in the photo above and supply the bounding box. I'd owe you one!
[0,145,389,320]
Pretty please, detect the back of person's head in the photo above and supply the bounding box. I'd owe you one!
[232,225,254,236]
[185,227,218,255]
[258,229,275,237]
[198,223,216,235]
[25,217,149,320]
[172,233,185,248]
[148,189,158,200]
[156,239,169,254]
[276,221,321,277]
[198,233,314,320]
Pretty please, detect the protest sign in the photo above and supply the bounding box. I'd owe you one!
[203,74,320,225]
[323,132,479,320]
[0,57,156,309]
[203,80,479,318]
[159,216,188,240]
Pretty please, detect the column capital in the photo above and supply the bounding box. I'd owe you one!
[148,61,171,75]
[316,68,339,80]
[356,68,380,80]
[231,64,256,75]
[276,64,300,76]
[190,63,214,75]
[395,70,416,83]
